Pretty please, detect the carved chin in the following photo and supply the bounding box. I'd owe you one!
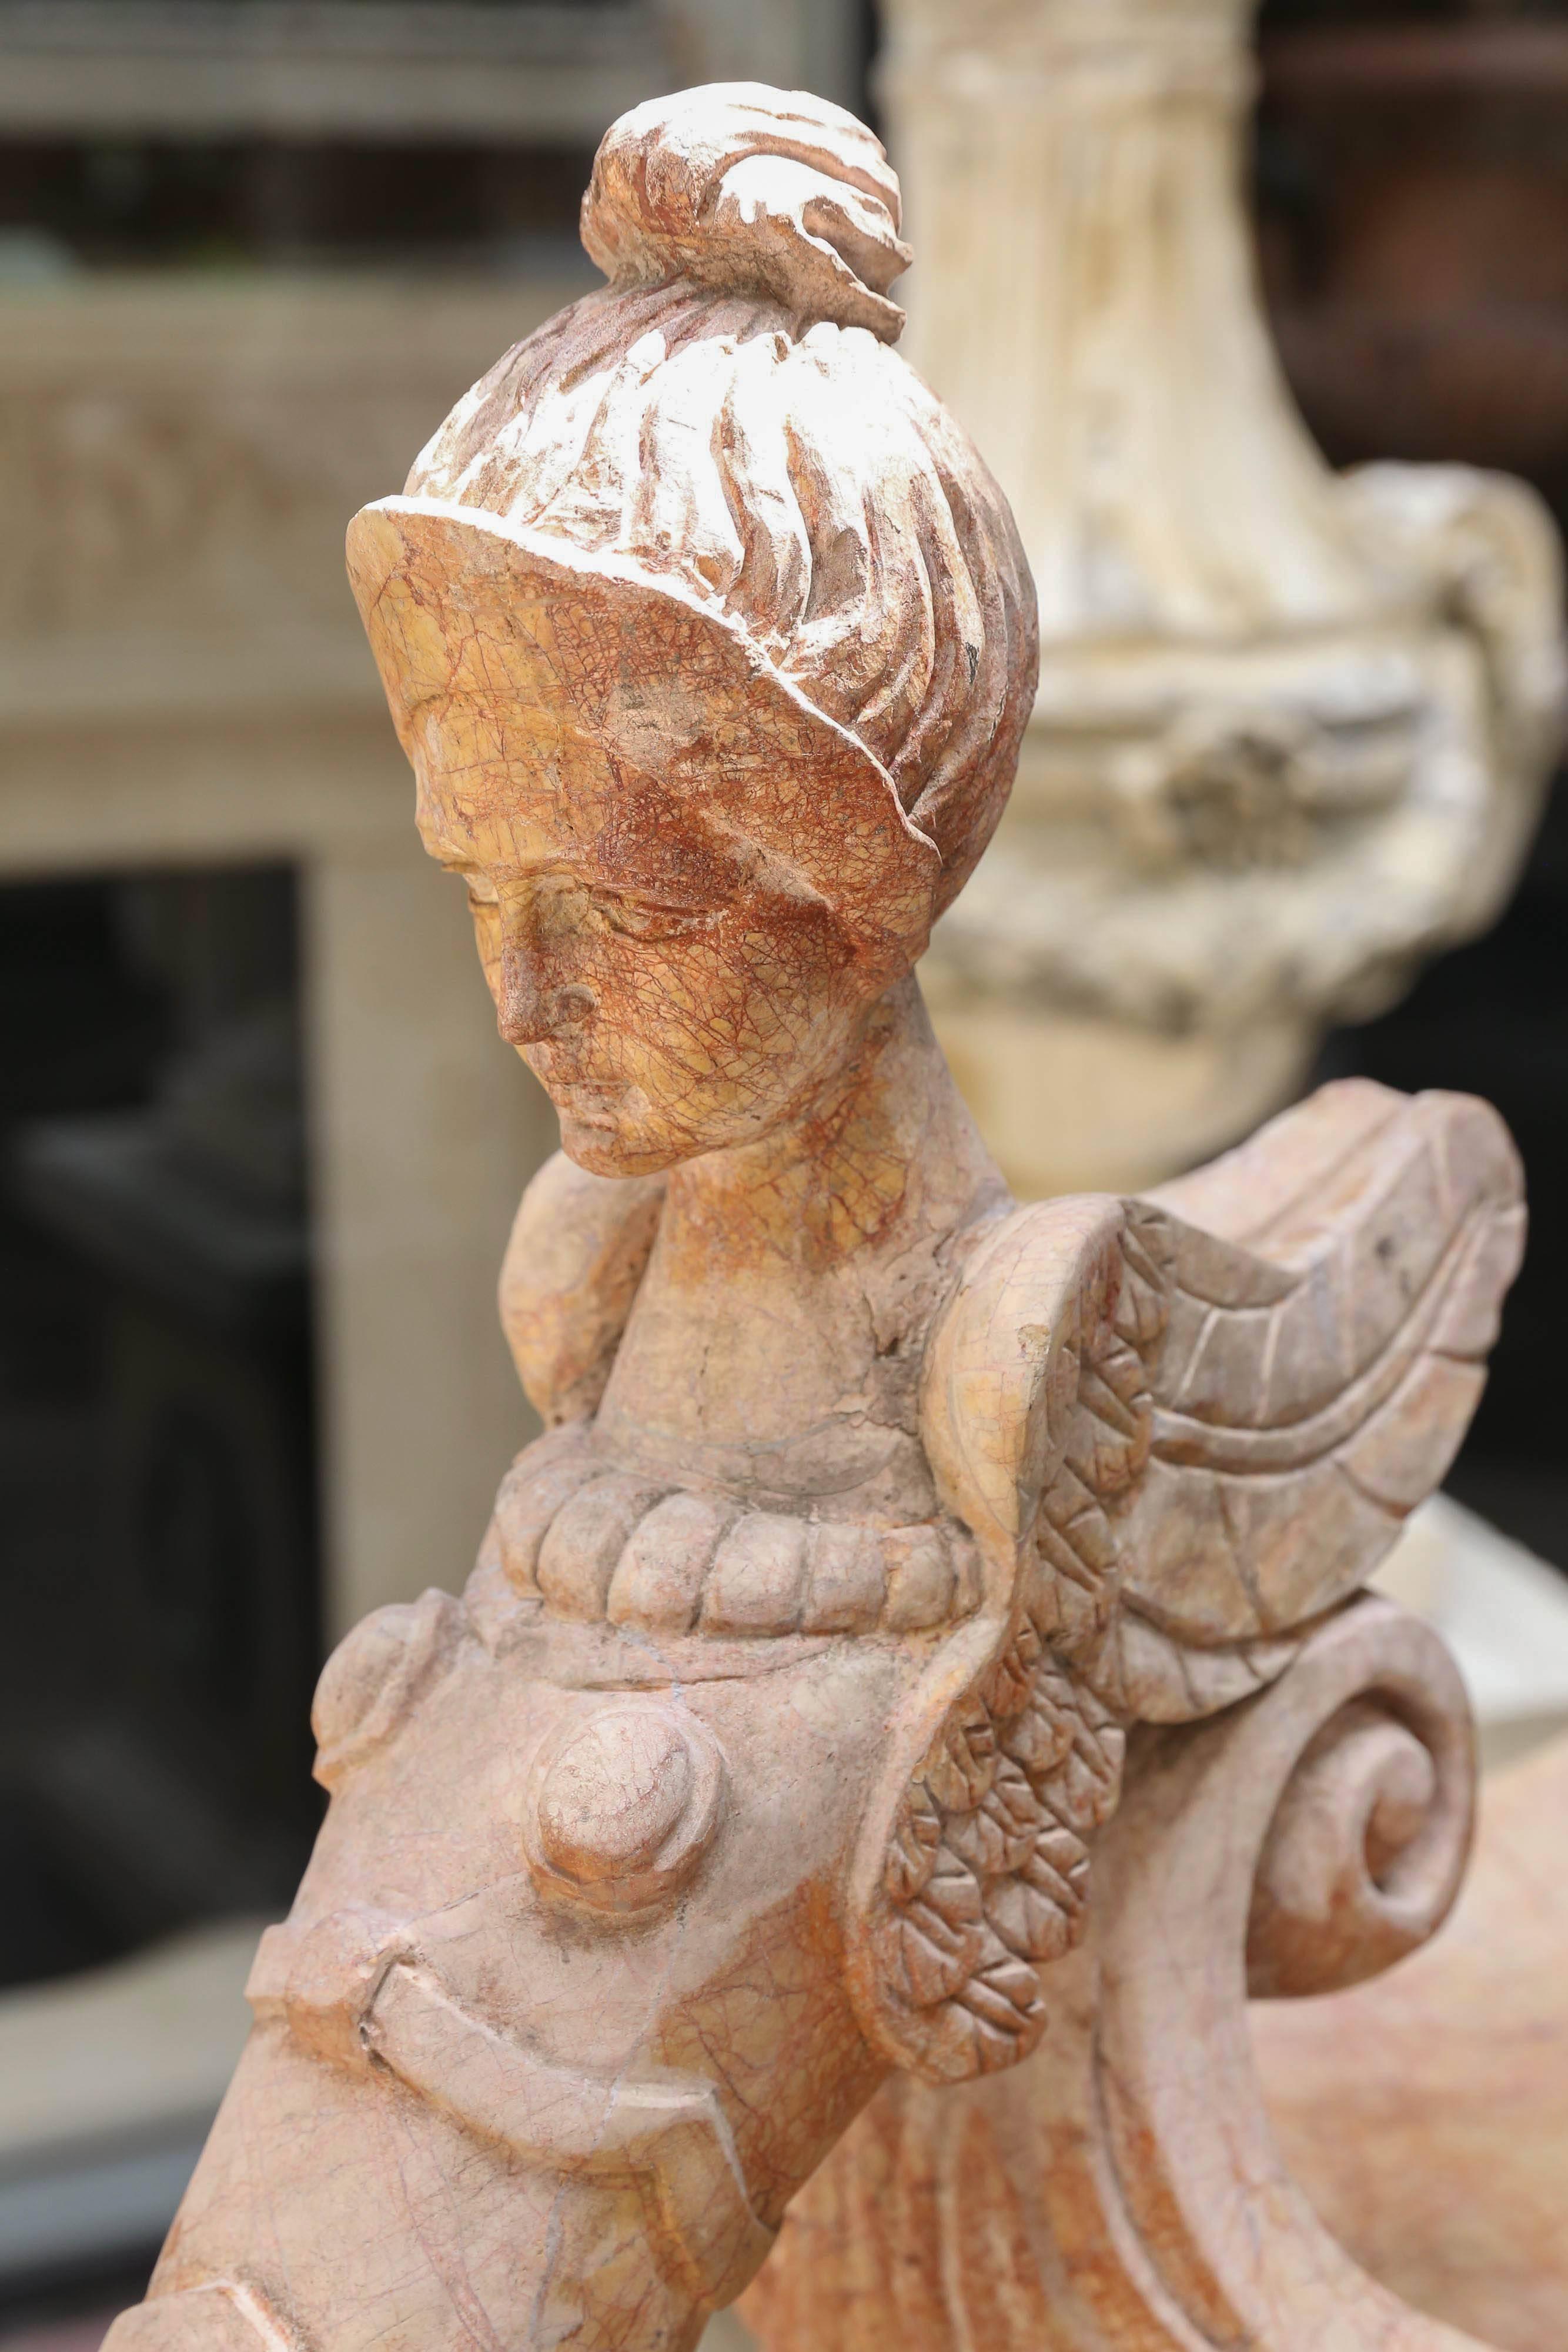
[119,2027,714,2352]
[541,1074,668,1175]
[551,1082,759,1177]
[557,1108,679,1180]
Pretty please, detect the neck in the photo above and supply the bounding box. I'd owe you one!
[668,974,999,1266]
[596,977,1008,1511]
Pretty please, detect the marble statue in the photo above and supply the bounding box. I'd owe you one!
[102,85,1527,2352]
[878,0,1566,1198]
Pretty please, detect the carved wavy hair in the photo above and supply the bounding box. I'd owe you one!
[406,83,1038,920]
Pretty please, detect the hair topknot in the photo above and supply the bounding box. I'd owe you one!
[580,81,911,343]
[404,84,1037,938]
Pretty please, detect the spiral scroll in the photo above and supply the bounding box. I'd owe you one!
[1084,1595,1484,2350]
[1246,1659,1475,1999]
[745,1596,1489,2352]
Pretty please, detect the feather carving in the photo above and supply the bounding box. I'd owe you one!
[858,1078,1523,2082]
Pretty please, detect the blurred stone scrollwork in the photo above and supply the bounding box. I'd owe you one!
[880,0,1568,1197]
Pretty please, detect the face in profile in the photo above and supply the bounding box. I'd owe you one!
[414,730,885,1177]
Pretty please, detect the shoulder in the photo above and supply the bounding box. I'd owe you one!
[499,1151,666,1427]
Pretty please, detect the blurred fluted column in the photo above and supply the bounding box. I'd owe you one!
[880,0,1566,1196]
[303,848,554,1635]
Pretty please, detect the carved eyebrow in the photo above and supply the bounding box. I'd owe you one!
[589,879,711,910]
[430,852,571,885]
[427,852,710,913]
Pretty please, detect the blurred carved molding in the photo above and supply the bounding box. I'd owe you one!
[878,0,1567,1198]
[0,1,861,139]
[0,279,586,739]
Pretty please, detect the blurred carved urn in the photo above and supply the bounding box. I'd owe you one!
[880,0,1566,1195]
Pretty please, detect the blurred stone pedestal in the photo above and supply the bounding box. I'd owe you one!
[1374,1492,1568,1771]
[0,1920,260,2291]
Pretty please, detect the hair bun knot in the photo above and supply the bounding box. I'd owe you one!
[581,81,911,343]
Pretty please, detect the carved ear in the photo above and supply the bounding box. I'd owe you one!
[844,1198,1165,2083]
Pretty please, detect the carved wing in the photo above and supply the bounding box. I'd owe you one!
[928,1077,1524,1723]
[854,1078,1522,2084]
[1101,1075,1525,1716]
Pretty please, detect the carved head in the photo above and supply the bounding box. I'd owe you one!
[347,83,1037,1174]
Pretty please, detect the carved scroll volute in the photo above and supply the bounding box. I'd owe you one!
[1088,1596,1484,2349]
[1246,1686,1475,2000]
[745,1597,1492,2352]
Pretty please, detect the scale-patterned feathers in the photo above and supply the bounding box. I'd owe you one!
[860,1079,1522,2082]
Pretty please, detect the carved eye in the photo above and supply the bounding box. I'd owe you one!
[591,891,713,942]
[312,1589,461,1788]
[522,1700,725,1913]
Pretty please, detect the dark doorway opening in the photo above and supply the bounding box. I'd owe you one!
[0,866,322,1994]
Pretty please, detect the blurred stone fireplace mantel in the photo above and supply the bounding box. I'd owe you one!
[0,272,573,1636]
[0,0,865,1655]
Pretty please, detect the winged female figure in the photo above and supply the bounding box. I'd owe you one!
[104,82,1524,2352]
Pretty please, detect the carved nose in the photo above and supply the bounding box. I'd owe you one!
[497,944,553,1043]
[524,1701,724,1912]
[497,947,594,1045]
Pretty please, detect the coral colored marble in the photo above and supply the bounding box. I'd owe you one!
[102,79,1527,2352]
